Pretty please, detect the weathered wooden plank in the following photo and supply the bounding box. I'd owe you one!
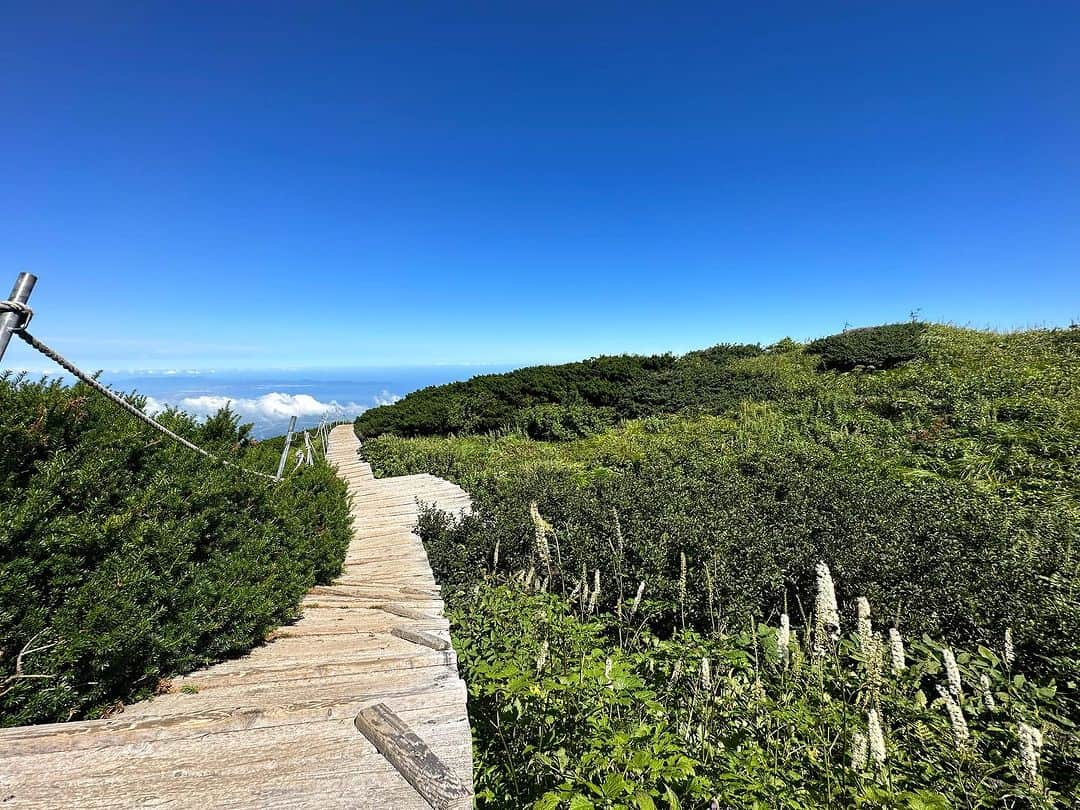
[379,603,438,620]
[162,652,457,692]
[354,483,466,498]
[6,720,470,809]
[313,582,442,599]
[392,626,453,652]
[309,583,442,599]
[354,703,473,810]
[124,668,464,719]
[0,681,467,757]
[271,620,449,639]
[349,489,460,501]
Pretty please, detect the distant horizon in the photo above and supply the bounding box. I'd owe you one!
[2,364,524,439]
[5,315,1077,376]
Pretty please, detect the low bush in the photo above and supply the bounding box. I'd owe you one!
[806,322,927,371]
[512,403,619,441]
[0,374,351,725]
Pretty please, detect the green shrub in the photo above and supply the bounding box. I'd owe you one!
[448,580,1076,808]
[512,403,618,441]
[0,374,351,725]
[807,322,928,371]
[355,345,762,438]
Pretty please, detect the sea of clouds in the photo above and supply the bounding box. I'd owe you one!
[143,390,401,437]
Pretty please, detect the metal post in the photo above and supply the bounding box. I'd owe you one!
[0,272,37,364]
[275,415,298,480]
[303,430,314,465]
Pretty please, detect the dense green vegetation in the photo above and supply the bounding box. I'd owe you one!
[0,374,351,725]
[445,577,1073,808]
[355,344,763,438]
[361,324,1080,807]
[806,321,928,371]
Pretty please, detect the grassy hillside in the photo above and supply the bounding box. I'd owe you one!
[359,323,1080,807]
[0,374,351,725]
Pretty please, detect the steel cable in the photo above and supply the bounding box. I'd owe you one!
[15,329,279,482]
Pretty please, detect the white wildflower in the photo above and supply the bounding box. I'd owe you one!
[568,577,582,601]
[888,627,906,673]
[1017,722,1043,789]
[979,674,996,710]
[868,708,886,767]
[813,561,840,656]
[535,640,549,675]
[700,657,712,691]
[629,581,646,620]
[851,730,868,770]
[678,552,688,611]
[942,648,963,700]
[777,613,791,665]
[937,685,969,747]
[857,597,873,650]
[1004,627,1015,668]
[491,538,500,571]
[587,569,600,614]
[528,501,552,566]
[604,656,613,682]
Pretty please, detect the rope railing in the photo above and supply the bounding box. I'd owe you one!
[1,273,280,482]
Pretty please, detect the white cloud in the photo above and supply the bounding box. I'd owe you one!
[373,389,402,406]
[177,392,370,421]
[139,390,402,437]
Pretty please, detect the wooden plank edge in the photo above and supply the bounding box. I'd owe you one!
[354,703,473,810]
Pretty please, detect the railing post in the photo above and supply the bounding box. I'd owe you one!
[275,415,298,480]
[0,272,37,364]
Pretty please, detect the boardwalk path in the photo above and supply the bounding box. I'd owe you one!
[0,425,474,808]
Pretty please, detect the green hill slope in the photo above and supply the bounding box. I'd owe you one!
[355,343,764,439]
[359,323,1080,806]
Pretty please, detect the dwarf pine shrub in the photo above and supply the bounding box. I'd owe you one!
[806,321,928,371]
[0,374,351,725]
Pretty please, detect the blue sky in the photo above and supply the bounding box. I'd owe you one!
[2,2,1078,371]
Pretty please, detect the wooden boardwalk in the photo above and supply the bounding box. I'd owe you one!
[0,424,474,808]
